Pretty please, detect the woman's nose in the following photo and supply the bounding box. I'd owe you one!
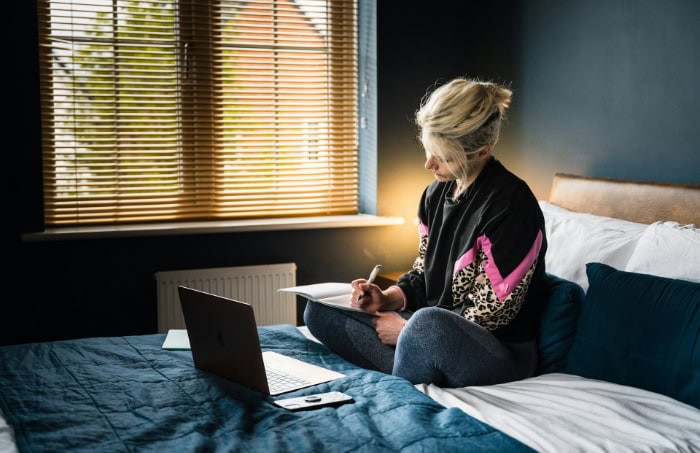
[425,155,436,170]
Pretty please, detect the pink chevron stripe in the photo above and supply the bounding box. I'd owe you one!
[453,229,543,303]
[453,246,478,272]
[418,221,429,237]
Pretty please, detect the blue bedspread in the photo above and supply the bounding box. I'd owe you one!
[0,325,532,452]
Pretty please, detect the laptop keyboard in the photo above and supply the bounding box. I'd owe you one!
[266,369,312,394]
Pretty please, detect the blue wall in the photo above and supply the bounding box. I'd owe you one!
[377,1,700,208]
[511,0,700,197]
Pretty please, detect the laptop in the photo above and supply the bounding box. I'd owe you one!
[177,286,345,396]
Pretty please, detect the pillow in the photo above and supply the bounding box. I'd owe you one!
[539,201,647,291]
[566,262,700,409]
[537,273,585,374]
[625,221,700,283]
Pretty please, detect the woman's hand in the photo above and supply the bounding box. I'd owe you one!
[350,278,383,312]
[372,311,407,345]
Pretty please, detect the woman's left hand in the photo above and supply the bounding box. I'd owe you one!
[372,311,407,345]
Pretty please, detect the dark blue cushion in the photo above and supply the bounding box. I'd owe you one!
[566,262,700,409]
[537,274,585,374]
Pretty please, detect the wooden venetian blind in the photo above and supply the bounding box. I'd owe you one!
[37,0,358,227]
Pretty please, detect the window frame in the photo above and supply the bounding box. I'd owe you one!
[33,0,380,235]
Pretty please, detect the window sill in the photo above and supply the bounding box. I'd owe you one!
[22,214,406,242]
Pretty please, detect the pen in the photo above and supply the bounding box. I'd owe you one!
[358,264,382,301]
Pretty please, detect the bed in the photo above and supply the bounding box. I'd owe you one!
[1,173,699,452]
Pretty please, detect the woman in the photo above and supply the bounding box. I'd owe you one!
[304,77,548,387]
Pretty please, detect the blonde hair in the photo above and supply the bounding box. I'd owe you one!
[416,77,512,181]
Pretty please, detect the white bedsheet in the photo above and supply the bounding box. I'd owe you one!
[416,373,700,453]
[0,409,17,453]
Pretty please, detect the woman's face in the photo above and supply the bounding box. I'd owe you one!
[424,150,460,182]
[422,132,468,181]
[424,145,487,183]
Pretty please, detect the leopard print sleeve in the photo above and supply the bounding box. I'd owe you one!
[395,220,431,311]
[459,253,537,329]
[452,230,544,330]
[411,221,429,275]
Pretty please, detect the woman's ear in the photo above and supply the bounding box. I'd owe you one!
[478,146,491,159]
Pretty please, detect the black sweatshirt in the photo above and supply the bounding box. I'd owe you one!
[396,157,548,342]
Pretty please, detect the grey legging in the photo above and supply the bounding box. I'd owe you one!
[303,301,537,387]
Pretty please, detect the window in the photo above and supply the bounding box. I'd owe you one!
[37,0,360,227]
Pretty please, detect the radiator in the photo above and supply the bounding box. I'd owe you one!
[155,263,297,333]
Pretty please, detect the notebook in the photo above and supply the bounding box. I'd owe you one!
[177,286,345,396]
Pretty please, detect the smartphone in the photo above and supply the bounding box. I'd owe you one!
[273,391,354,411]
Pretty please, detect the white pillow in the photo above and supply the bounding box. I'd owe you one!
[539,201,647,291]
[625,221,700,283]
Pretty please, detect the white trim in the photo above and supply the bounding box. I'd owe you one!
[22,214,405,241]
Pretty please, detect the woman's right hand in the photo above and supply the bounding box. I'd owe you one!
[350,279,384,313]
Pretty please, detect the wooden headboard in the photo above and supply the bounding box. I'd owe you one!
[548,173,700,226]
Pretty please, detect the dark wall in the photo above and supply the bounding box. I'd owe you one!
[6,1,699,345]
[509,0,700,197]
[375,0,521,255]
[375,0,700,243]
